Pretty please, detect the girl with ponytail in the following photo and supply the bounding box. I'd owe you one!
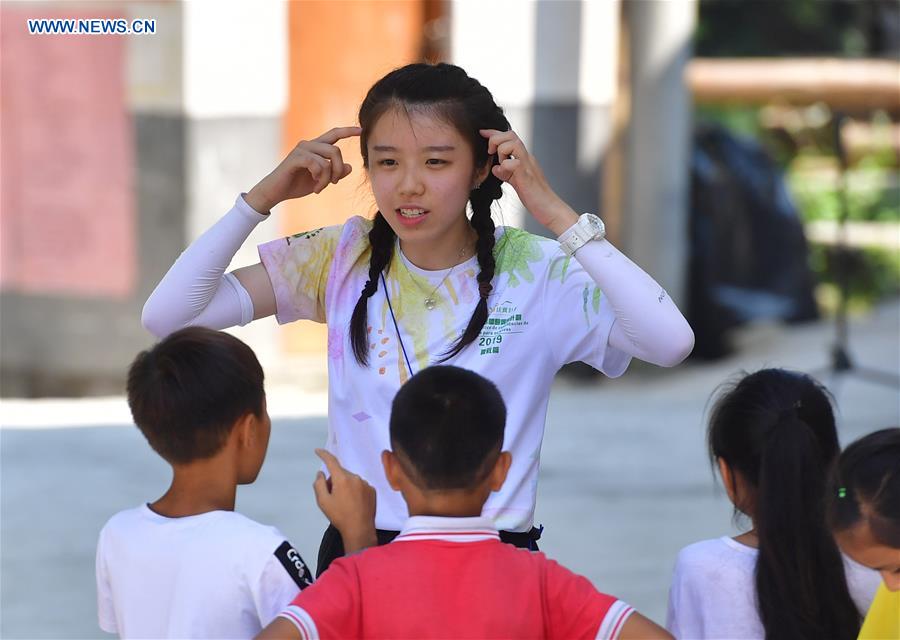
[142,62,694,572]
[666,369,880,639]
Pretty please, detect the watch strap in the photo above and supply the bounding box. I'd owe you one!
[558,213,605,256]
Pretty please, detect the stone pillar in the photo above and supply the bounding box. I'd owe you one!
[450,0,620,235]
[178,0,288,367]
[622,0,697,304]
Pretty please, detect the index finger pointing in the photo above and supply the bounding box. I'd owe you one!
[315,448,345,477]
[479,128,513,136]
[479,129,515,154]
[315,126,362,145]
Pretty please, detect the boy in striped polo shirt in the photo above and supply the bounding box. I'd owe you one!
[258,366,670,639]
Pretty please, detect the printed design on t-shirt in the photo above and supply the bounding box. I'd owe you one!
[548,254,573,283]
[274,541,314,590]
[326,220,376,314]
[373,259,481,382]
[286,228,324,245]
[453,268,479,305]
[581,284,605,327]
[328,325,345,361]
[384,263,435,377]
[265,226,343,323]
[478,300,528,356]
[548,253,606,328]
[326,324,347,379]
[394,257,473,315]
[493,228,544,288]
[365,325,399,379]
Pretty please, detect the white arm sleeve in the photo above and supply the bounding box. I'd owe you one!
[141,195,266,338]
[571,239,694,367]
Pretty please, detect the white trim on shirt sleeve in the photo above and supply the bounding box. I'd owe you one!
[596,600,635,640]
[278,605,319,640]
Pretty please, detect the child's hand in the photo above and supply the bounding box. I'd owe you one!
[245,126,361,213]
[312,448,377,554]
[479,128,579,237]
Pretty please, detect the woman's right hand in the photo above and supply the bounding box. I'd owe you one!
[244,126,362,213]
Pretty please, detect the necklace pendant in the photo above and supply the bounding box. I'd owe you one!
[424,297,437,311]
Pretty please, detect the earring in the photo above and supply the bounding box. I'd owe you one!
[472,182,481,190]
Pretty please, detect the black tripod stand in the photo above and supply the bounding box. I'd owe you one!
[814,112,899,391]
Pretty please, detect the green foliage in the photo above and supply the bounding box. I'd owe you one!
[809,244,900,312]
[790,169,900,223]
[695,105,762,138]
[693,0,900,310]
[694,104,899,310]
[696,0,882,57]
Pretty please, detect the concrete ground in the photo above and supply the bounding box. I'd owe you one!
[2,300,898,638]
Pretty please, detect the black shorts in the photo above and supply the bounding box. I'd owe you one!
[316,523,543,577]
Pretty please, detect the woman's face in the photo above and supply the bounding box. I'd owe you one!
[834,521,900,591]
[366,107,487,264]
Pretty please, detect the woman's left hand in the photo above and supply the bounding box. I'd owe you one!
[480,129,578,236]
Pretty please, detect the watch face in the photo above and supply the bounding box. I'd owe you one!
[579,215,603,236]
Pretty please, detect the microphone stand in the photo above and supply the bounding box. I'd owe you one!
[814,112,899,391]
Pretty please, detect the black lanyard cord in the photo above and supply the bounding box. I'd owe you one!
[380,272,414,377]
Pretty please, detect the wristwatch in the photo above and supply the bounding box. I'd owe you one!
[558,213,606,256]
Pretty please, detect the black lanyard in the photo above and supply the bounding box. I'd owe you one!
[380,272,415,377]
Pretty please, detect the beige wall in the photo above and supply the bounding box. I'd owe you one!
[280,1,428,354]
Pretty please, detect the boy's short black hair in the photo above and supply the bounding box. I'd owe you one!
[389,365,506,490]
[126,327,265,465]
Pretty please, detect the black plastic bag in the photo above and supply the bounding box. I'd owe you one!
[688,125,819,359]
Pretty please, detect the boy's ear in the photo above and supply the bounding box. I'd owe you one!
[234,413,255,448]
[381,450,403,491]
[488,451,512,492]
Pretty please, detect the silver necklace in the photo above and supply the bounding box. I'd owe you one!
[412,242,472,311]
[422,265,457,311]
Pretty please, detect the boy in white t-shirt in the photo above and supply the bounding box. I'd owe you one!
[96,327,376,638]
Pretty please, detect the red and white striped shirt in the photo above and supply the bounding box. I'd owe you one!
[279,516,633,639]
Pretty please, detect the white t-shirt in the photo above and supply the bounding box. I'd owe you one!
[95,504,312,638]
[665,536,882,639]
[258,219,631,532]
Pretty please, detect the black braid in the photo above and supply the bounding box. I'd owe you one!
[350,212,396,365]
[437,173,502,362]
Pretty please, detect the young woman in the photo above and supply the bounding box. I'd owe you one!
[143,62,694,572]
[829,428,900,640]
[666,369,880,639]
